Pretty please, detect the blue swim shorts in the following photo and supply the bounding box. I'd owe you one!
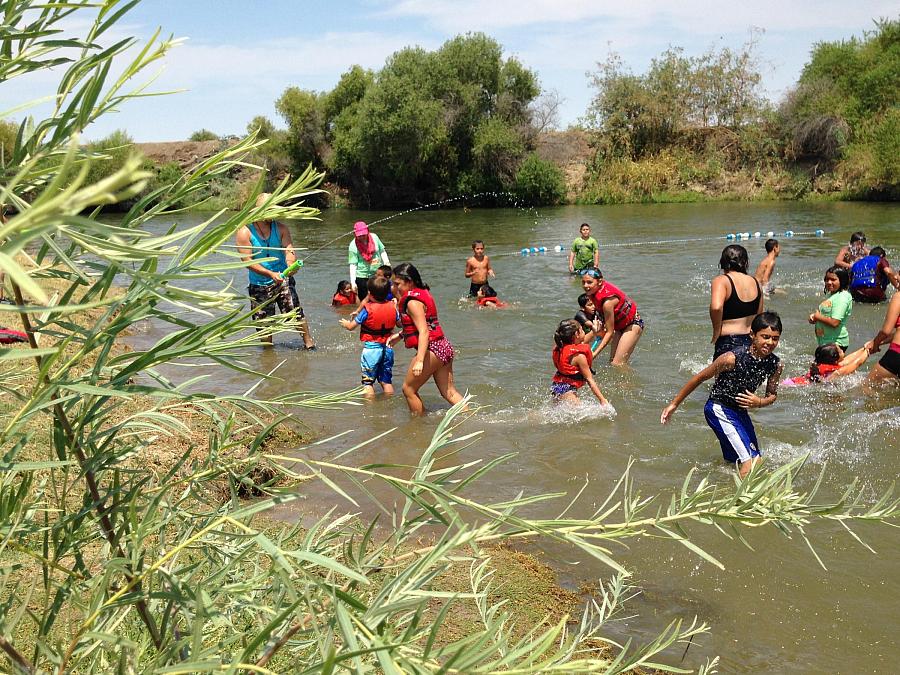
[360,342,394,385]
[703,399,760,464]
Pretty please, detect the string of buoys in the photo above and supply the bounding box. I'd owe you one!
[505,230,826,257]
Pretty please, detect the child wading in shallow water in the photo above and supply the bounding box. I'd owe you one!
[339,277,399,397]
[465,240,495,297]
[550,319,609,406]
[661,312,784,479]
[393,262,464,415]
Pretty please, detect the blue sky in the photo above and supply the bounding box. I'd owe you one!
[8,1,897,141]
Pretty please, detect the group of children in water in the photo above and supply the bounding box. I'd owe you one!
[244,206,897,480]
[551,226,899,479]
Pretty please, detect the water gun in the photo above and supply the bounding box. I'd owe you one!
[281,259,303,278]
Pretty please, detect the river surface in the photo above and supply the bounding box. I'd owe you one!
[130,202,898,673]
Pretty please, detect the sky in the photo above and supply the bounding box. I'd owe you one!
[6,0,897,142]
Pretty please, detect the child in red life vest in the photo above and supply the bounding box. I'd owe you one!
[551,319,609,405]
[782,343,870,387]
[580,268,643,365]
[339,276,400,398]
[393,262,464,415]
[332,280,357,307]
[475,284,506,308]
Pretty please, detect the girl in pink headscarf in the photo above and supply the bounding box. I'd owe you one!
[348,221,390,301]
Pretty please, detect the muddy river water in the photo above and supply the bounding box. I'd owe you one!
[132,201,898,673]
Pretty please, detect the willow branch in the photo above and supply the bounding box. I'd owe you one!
[10,282,163,662]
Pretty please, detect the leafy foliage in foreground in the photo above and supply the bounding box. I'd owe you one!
[1,2,898,673]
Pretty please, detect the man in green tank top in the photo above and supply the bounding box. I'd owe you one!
[568,223,599,274]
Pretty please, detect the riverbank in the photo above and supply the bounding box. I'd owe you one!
[0,268,648,671]
[130,131,889,213]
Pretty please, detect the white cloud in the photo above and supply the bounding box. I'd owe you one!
[383,0,896,35]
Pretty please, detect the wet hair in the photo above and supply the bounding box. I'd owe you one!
[376,264,393,277]
[719,245,749,274]
[335,280,353,295]
[581,267,603,279]
[810,343,842,381]
[765,238,779,253]
[825,265,850,291]
[577,292,591,309]
[870,246,886,257]
[367,275,390,302]
[850,231,866,244]
[478,284,497,298]
[392,262,429,290]
[554,319,581,349]
[472,240,484,249]
[751,311,782,334]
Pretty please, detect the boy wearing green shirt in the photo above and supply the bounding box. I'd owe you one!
[568,223,599,274]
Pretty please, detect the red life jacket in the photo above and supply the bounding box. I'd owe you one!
[0,327,28,344]
[552,343,593,388]
[788,362,842,386]
[359,301,397,344]
[399,288,445,348]
[591,280,637,331]
[332,291,356,306]
[476,296,505,308]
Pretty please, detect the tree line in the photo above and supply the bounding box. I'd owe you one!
[3,21,895,208]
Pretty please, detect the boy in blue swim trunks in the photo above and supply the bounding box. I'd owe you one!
[661,312,784,479]
[339,276,400,397]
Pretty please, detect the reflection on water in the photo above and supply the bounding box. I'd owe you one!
[128,201,899,673]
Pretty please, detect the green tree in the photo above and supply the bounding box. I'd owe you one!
[515,153,566,205]
[275,86,327,171]
[328,33,541,206]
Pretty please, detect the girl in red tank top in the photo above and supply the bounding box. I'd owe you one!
[392,262,464,416]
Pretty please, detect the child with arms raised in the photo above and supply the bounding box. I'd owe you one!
[661,312,784,479]
[339,276,399,398]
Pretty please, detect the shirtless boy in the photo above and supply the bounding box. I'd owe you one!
[754,238,781,295]
[465,240,495,297]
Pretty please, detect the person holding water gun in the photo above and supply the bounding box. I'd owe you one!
[235,193,315,349]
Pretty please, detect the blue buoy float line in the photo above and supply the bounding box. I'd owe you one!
[503,230,826,258]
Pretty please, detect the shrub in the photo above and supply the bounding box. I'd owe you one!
[514,153,565,205]
[189,128,219,141]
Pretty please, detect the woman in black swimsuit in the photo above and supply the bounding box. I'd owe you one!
[710,245,765,359]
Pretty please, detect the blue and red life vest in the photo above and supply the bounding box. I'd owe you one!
[552,343,593,388]
[399,288,445,348]
[359,301,397,344]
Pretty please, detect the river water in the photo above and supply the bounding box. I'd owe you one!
[132,201,898,673]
